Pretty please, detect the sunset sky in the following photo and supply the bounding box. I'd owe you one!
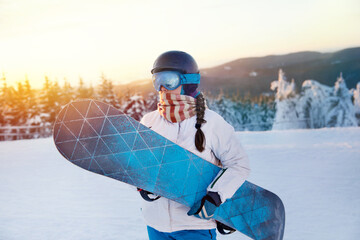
[1,0,359,89]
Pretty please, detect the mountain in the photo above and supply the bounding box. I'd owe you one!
[116,47,360,96]
[200,47,360,95]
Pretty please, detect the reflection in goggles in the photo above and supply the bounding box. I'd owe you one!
[152,71,200,91]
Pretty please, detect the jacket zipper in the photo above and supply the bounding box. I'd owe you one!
[210,168,227,188]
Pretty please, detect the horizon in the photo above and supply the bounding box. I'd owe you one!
[1,0,359,89]
[2,45,358,90]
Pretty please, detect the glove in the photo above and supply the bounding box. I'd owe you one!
[137,188,160,202]
[187,191,222,220]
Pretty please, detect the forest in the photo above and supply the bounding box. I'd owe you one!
[0,69,359,141]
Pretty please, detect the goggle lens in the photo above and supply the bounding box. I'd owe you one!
[152,71,200,91]
[152,71,181,91]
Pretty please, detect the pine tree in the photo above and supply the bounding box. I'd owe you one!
[3,81,32,138]
[0,75,17,139]
[271,69,304,130]
[299,80,332,128]
[325,73,357,127]
[77,77,94,99]
[62,79,75,105]
[0,73,7,126]
[208,95,242,130]
[352,82,360,126]
[207,91,276,131]
[97,73,120,108]
[240,95,253,131]
[2,85,16,125]
[122,93,147,121]
[23,76,41,126]
[258,95,275,131]
[145,92,158,112]
[11,82,27,125]
[39,76,62,126]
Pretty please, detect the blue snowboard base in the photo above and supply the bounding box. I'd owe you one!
[53,99,285,240]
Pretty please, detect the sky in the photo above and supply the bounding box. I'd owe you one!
[0,0,359,89]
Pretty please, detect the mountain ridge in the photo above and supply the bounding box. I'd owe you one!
[199,47,360,95]
[118,47,360,96]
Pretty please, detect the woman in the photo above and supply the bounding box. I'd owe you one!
[140,51,250,240]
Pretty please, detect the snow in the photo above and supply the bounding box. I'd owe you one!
[1,127,360,240]
[270,70,358,130]
[130,95,142,101]
[249,71,258,77]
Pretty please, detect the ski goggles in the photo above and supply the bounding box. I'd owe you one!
[152,71,200,91]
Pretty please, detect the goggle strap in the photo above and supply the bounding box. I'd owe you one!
[180,73,200,85]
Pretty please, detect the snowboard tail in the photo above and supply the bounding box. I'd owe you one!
[53,99,285,240]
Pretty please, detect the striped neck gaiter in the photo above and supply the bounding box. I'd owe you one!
[158,92,197,123]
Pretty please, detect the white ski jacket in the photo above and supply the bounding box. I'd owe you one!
[140,109,250,232]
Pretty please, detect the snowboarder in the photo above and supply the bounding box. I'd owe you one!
[139,51,251,239]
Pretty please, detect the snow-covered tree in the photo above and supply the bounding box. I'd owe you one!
[61,79,75,105]
[122,94,147,121]
[1,85,17,125]
[23,76,41,126]
[97,73,121,109]
[38,76,62,125]
[325,73,357,127]
[145,92,158,112]
[207,93,275,131]
[76,77,95,99]
[0,78,39,132]
[238,97,252,130]
[299,80,332,128]
[2,79,41,138]
[1,88,19,126]
[271,69,305,130]
[208,95,242,130]
[352,82,360,126]
[271,69,297,100]
[10,82,28,125]
[253,96,275,131]
[0,73,8,126]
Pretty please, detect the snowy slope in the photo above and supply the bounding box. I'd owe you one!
[0,127,359,240]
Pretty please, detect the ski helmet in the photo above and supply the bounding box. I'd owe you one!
[151,51,199,74]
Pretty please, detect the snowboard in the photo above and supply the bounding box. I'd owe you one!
[53,99,285,240]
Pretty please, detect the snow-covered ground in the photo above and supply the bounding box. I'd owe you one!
[0,127,359,240]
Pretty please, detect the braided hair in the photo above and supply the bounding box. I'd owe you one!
[194,92,207,152]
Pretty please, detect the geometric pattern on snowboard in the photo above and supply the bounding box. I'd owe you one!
[53,99,285,240]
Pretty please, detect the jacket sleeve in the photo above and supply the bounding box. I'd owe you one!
[140,112,152,127]
[207,114,250,203]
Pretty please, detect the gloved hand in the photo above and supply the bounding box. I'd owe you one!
[187,191,222,220]
[137,188,160,202]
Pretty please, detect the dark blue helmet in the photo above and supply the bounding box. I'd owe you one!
[151,51,199,74]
